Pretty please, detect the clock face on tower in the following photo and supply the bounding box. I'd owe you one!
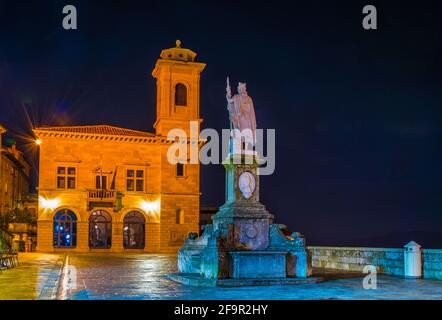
[238,171,256,199]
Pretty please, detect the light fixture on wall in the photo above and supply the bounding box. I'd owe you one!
[141,200,160,213]
[39,196,60,210]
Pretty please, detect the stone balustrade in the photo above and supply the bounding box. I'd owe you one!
[308,245,442,280]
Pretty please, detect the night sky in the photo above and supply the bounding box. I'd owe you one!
[1,0,441,247]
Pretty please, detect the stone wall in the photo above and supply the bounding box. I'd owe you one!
[423,249,442,280]
[308,246,442,280]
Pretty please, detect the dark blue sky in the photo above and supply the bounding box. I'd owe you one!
[1,0,441,246]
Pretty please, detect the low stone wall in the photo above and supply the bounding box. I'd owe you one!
[423,249,442,280]
[308,246,442,280]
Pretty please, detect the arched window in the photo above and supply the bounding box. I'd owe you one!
[53,209,77,248]
[89,210,112,249]
[176,208,184,224]
[175,83,187,106]
[176,163,184,177]
[123,211,145,249]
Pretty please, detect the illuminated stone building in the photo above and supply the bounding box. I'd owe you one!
[34,41,205,253]
[0,126,31,217]
[0,125,36,251]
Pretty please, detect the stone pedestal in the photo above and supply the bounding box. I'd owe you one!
[229,251,286,278]
[170,153,317,286]
[213,154,273,251]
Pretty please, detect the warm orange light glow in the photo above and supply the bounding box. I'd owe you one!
[35,139,42,145]
[141,200,160,212]
[39,196,60,210]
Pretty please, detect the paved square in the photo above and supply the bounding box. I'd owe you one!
[0,253,64,300]
[1,253,441,300]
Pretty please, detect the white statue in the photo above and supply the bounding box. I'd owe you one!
[226,77,257,147]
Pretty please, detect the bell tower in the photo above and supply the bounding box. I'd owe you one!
[152,40,206,136]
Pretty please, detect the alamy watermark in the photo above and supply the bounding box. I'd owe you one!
[166,121,276,175]
[362,5,377,30]
[62,5,77,30]
[362,265,377,289]
[61,4,378,32]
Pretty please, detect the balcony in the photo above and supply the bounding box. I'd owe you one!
[87,189,115,200]
[87,190,116,211]
[8,223,37,235]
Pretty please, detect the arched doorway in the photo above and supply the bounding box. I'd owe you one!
[123,211,145,249]
[89,210,112,248]
[53,209,77,248]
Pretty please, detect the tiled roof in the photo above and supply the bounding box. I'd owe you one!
[34,125,154,137]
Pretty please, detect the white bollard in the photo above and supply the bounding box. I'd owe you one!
[404,241,422,279]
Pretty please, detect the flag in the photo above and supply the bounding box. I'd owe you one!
[110,166,117,190]
[99,155,103,200]
[99,155,103,190]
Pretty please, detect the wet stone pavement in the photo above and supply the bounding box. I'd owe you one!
[0,253,65,300]
[1,253,442,300]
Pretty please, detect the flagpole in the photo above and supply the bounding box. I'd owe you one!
[100,154,103,199]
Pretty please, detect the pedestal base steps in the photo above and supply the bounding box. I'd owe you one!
[167,273,323,287]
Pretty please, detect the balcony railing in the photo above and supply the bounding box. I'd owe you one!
[87,189,115,200]
[8,223,37,234]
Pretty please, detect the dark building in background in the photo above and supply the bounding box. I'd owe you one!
[0,124,36,252]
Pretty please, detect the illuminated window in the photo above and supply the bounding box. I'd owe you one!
[176,163,184,177]
[89,210,112,249]
[175,83,187,106]
[53,209,77,248]
[123,211,145,249]
[57,166,76,189]
[176,208,184,224]
[126,169,144,191]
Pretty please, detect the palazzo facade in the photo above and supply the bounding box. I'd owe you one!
[35,41,205,253]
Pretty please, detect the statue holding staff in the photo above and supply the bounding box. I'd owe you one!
[226,77,257,146]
